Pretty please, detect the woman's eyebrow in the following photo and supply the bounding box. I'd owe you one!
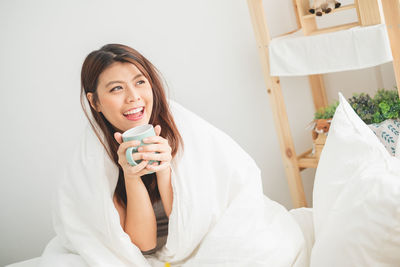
[105,80,123,87]
[105,74,143,88]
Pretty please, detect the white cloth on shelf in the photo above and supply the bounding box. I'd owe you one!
[37,100,308,267]
[269,24,393,76]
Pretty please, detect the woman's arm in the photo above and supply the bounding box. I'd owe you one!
[140,125,174,218]
[113,195,126,229]
[113,132,158,252]
[122,176,157,251]
[156,167,173,218]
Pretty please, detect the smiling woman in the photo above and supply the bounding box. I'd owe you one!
[80,44,183,254]
[32,43,309,267]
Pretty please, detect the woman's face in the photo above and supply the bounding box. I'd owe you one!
[87,62,153,132]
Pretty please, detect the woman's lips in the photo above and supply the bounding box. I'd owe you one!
[124,108,145,121]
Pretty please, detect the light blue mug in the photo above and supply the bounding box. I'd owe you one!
[122,124,159,169]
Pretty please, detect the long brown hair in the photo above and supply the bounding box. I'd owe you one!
[80,44,183,207]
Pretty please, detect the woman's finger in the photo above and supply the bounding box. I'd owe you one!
[129,152,146,162]
[116,141,143,169]
[136,161,157,176]
[146,161,170,172]
[124,160,148,176]
[154,125,161,136]
[138,144,170,153]
[141,152,171,162]
[114,132,123,144]
[135,159,149,170]
[117,140,142,155]
[142,135,168,145]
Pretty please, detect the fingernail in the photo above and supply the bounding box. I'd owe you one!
[138,147,143,151]
[143,138,148,142]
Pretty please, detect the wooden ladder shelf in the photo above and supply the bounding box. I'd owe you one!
[247,0,400,208]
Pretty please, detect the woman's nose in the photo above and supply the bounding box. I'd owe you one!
[126,86,140,102]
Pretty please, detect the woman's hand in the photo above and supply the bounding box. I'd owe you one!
[139,125,172,174]
[114,132,150,179]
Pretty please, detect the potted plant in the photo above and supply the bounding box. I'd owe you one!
[310,101,339,157]
[355,89,400,156]
[310,87,400,156]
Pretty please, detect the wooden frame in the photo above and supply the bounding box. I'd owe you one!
[382,0,400,93]
[247,0,400,208]
[295,0,381,35]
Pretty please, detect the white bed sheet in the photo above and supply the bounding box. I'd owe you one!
[5,257,40,267]
[6,208,314,267]
[290,207,314,266]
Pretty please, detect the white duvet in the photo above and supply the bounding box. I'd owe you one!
[38,101,307,266]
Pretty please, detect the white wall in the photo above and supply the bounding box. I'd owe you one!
[0,0,396,265]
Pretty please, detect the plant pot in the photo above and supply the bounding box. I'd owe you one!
[312,133,327,158]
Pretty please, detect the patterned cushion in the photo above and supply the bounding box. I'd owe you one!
[397,129,400,159]
[368,119,400,156]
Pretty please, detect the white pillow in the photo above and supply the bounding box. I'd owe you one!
[311,93,400,267]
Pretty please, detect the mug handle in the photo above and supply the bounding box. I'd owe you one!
[126,147,139,166]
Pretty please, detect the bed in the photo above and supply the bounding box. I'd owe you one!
[6,95,400,267]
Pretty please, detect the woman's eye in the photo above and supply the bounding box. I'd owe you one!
[137,80,145,85]
[110,86,122,92]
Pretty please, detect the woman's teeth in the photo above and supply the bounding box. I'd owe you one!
[124,107,144,115]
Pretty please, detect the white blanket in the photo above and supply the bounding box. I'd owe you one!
[39,101,307,266]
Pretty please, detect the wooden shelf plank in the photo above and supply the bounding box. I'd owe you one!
[297,148,313,160]
[303,4,357,20]
[276,28,301,38]
[298,155,318,170]
[297,148,319,169]
[310,21,360,35]
[298,158,319,169]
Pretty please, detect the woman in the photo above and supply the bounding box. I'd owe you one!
[81,43,183,254]
[39,43,306,267]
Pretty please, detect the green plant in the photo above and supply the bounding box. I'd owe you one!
[313,87,400,124]
[371,88,400,123]
[348,93,377,124]
[314,101,339,119]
